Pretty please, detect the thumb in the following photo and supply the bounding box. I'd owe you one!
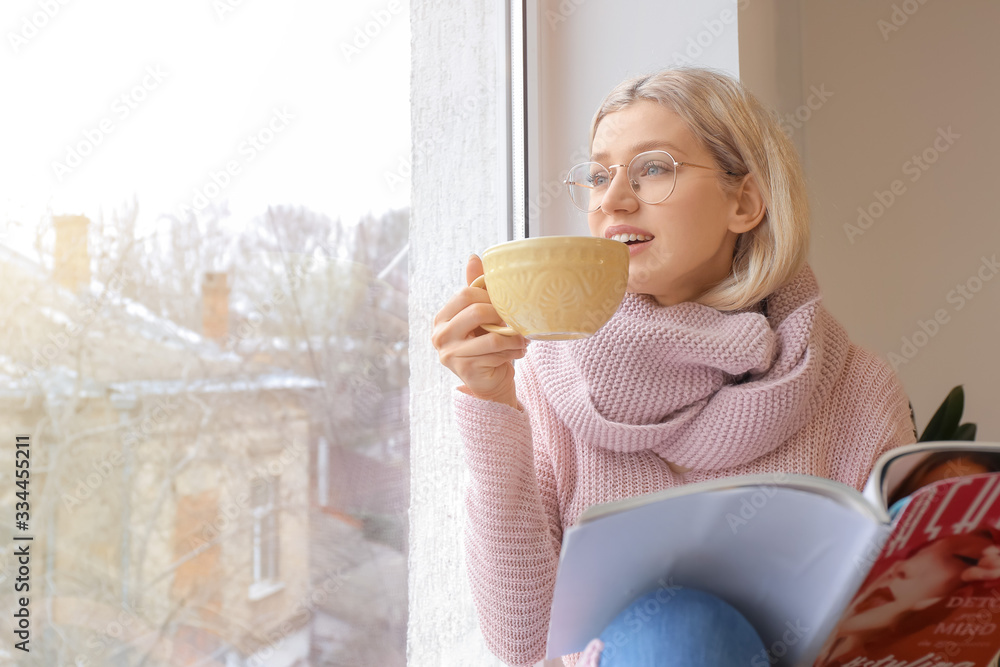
[466,253,484,286]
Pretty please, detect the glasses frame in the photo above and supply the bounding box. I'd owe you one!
[563,149,736,212]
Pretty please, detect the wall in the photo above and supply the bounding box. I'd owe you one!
[530,0,741,237]
[742,1,1000,438]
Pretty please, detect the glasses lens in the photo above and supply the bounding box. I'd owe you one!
[566,162,608,212]
[627,151,676,204]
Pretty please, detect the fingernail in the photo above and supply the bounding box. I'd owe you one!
[468,253,479,262]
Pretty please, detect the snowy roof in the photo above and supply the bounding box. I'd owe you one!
[0,246,322,400]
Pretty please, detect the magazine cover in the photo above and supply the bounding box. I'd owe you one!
[814,473,1000,666]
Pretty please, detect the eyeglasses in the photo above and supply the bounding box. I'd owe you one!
[564,150,735,212]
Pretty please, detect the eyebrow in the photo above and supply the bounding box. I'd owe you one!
[591,140,687,163]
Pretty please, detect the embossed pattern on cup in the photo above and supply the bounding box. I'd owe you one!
[481,237,629,340]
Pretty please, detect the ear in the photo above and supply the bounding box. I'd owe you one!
[727,173,767,235]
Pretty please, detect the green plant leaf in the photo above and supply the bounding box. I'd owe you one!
[919,385,964,442]
[953,422,977,441]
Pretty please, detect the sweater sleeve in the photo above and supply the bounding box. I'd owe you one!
[455,365,565,667]
[829,345,918,491]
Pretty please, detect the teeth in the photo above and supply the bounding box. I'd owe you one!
[610,233,652,243]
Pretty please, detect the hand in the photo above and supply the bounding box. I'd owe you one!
[431,254,528,409]
[961,545,1000,582]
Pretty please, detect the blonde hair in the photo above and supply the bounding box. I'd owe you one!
[590,67,809,312]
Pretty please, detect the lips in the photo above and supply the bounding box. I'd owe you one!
[853,586,896,613]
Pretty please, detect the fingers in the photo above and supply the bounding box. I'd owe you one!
[433,285,493,328]
[430,251,529,403]
[447,325,527,356]
[432,307,527,358]
[960,545,1000,582]
[960,565,1000,582]
[466,253,484,287]
[452,349,528,368]
[448,302,514,339]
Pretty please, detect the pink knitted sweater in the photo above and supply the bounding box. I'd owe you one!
[455,264,916,667]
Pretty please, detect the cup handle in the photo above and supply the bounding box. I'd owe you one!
[481,323,519,336]
[469,275,519,336]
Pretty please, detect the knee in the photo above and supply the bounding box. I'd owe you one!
[598,587,765,665]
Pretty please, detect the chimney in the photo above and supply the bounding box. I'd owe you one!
[201,272,230,341]
[53,214,91,291]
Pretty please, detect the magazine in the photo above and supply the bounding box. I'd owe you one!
[545,441,1000,666]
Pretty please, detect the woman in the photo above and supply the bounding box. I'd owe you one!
[815,530,1000,665]
[432,67,917,666]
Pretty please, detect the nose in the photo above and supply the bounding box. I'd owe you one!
[598,164,638,215]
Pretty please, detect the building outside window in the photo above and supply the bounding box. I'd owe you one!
[0,1,410,665]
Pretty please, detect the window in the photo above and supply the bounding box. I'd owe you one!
[249,476,281,600]
[317,436,330,507]
[1,1,410,665]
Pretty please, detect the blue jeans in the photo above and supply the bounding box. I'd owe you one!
[598,588,766,666]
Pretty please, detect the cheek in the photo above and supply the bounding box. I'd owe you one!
[670,207,734,254]
[669,186,731,233]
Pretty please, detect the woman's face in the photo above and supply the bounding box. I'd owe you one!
[587,100,754,307]
[839,533,992,634]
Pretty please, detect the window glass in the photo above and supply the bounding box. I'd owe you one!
[0,1,409,665]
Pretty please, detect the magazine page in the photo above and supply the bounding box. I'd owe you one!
[546,478,887,666]
[814,472,1000,667]
[579,473,885,525]
[862,442,1000,512]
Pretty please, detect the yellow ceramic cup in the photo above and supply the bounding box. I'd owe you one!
[469,236,629,340]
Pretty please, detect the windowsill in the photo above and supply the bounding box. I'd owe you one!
[248,580,285,601]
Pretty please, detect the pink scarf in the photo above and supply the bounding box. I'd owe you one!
[528,263,851,470]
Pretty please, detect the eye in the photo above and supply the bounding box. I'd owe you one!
[639,159,674,177]
[588,170,609,187]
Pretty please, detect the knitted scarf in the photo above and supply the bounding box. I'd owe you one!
[528,263,851,471]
